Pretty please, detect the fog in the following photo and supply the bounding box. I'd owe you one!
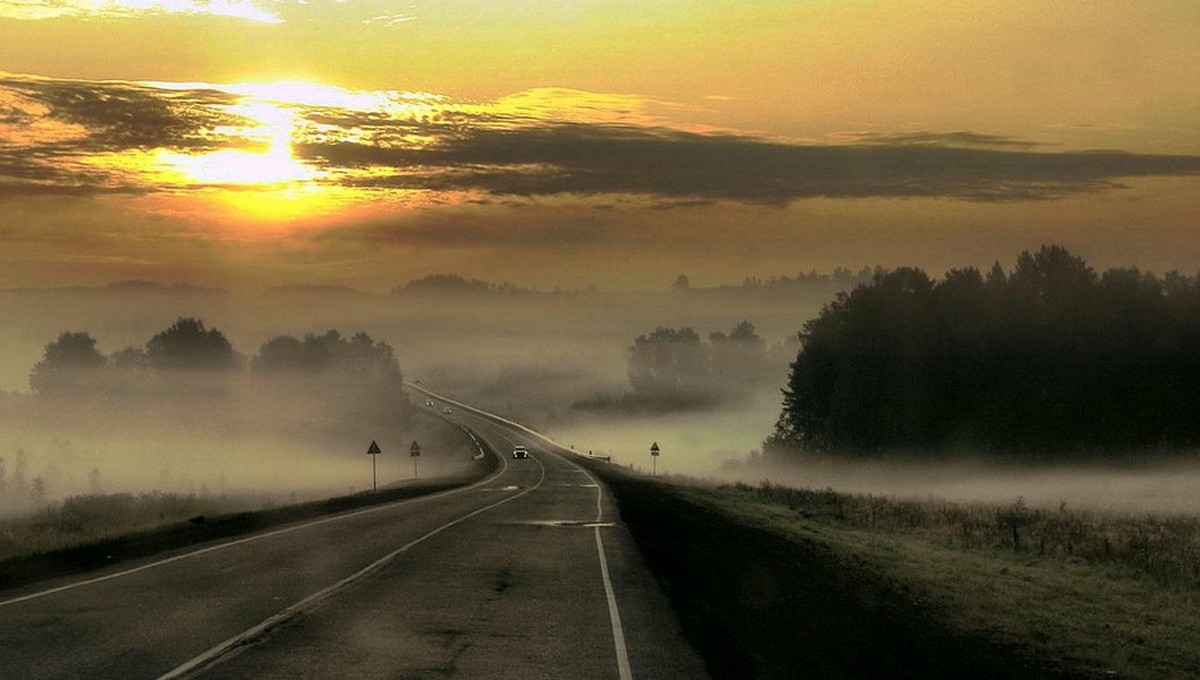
[0,278,822,516]
[7,276,1200,521]
[711,454,1200,515]
[0,376,474,517]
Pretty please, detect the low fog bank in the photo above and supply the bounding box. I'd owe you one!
[535,381,1200,518]
[543,393,1200,516]
[0,282,822,395]
[546,390,785,476]
[0,394,473,518]
[0,278,818,518]
[710,456,1200,516]
[0,314,479,518]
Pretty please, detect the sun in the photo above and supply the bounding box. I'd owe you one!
[82,78,447,225]
[159,93,318,186]
[152,81,351,222]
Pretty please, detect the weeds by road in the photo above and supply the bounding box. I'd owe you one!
[585,462,1199,679]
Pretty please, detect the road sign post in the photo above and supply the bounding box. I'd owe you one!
[367,440,382,491]
[650,441,660,477]
[410,440,421,479]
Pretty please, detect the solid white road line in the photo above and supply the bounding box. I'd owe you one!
[160,455,546,680]
[0,435,506,609]
[574,455,633,680]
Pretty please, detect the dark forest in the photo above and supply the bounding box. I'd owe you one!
[769,245,1200,460]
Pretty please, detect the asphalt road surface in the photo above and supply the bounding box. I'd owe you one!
[0,393,708,679]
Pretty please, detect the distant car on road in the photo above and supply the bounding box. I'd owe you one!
[512,445,529,459]
[442,406,453,414]
[425,399,434,407]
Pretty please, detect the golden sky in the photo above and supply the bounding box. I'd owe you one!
[1,0,1198,291]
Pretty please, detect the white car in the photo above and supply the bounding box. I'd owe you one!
[512,446,529,459]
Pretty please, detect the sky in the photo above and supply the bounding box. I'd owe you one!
[1,0,1199,292]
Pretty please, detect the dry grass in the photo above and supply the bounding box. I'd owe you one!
[725,481,1200,590]
[0,491,262,561]
[679,481,1200,680]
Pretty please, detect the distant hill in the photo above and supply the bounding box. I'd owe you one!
[263,284,366,297]
[673,267,881,300]
[390,274,535,297]
[2,280,228,296]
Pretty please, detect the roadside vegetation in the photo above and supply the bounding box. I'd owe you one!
[723,481,1200,592]
[585,460,1200,680]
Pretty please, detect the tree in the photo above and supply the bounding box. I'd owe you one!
[769,244,1200,459]
[710,321,769,389]
[145,317,236,371]
[253,330,402,384]
[628,327,713,403]
[109,347,148,370]
[29,331,106,395]
[251,329,410,438]
[251,335,305,373]
[30,476,46,507]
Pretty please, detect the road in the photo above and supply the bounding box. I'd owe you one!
[0,393,708,679]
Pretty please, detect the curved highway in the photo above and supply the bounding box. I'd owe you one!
[0,393,707,679]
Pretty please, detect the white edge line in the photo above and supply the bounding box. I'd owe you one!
[410,382,634,680]
[0,429,505,609]
[161,452,546,680]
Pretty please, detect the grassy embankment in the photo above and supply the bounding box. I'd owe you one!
[0,431,497,591]
[583,462,1200,680]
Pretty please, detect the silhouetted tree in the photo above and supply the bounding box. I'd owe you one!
[109,347,148,370]
[251,335,306,373]
[394,274,504,297]
[770,245,1200,460]
[628,327,714,404]
[145,317,236,371]
[29,331,106,395]
[251,329,410,436]
[253,330,402,384]
[710,321,770,390]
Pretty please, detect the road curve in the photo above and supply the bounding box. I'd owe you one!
[0,393,707,679]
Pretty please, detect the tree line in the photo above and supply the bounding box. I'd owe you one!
[670,267,881,300]
[31,317,402,392]
[27,317,410,437]
[769,245,1200,460]
[623,321,780,408]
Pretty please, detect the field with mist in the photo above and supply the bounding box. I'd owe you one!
[0,272,834,517]
[10,251,1200,530]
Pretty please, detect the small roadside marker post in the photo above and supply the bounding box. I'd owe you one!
[650,441,660,477]
[410,440,422,479]
[367,440,382,492]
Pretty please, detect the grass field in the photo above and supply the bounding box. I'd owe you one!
[0,455,497,591]
[583,462,1200,679]
[694,483,1200,679]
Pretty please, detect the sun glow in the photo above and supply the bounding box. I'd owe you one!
[160,93,318,186]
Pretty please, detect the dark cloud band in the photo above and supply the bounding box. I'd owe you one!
[2,73,1199,204]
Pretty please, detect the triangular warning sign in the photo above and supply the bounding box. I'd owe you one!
[367,440,382,454]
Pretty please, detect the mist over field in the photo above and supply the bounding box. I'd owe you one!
[0,273,826,515]
[9,254,1200,521]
